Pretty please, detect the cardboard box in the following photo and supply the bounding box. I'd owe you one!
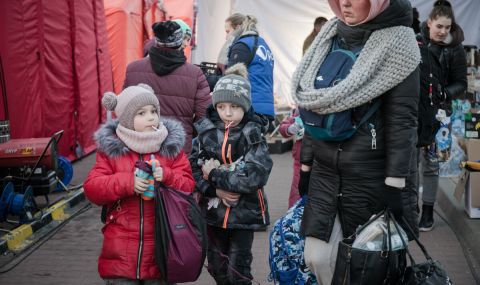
[454,139,480,218]
[267,136,293,154]
[466,139,480,160]
[466,172,480,218]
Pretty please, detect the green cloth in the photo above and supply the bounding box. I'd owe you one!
[172,19,191,37]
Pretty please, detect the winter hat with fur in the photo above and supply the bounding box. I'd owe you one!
[212,63,251,111]
[153,21,184,49]
[102,84,160,130]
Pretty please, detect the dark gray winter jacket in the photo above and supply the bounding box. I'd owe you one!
[189,105,273,230]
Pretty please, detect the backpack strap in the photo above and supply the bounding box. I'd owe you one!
[355,99,382,130]
[331,36,362,58]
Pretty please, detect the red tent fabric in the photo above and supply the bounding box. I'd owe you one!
[104,0,193,94]
[0,0,113,161]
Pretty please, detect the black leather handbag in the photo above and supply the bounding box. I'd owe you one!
[396,217,453,285]
[332,210,407,285]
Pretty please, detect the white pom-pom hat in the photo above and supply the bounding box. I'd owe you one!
[102,83,160,130]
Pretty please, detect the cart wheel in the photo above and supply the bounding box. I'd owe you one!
[55,156,73,191]
[0,183,15,222]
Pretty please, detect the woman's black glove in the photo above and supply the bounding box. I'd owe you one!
[298,170,311,196]
[384,185,404,219]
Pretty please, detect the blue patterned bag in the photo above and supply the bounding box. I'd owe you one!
[268,198,318,285]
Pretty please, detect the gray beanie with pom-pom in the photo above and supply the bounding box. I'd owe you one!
[212,63,251,111]
[102,84,160,130]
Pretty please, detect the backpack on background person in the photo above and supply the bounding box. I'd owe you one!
[269,198,318,285]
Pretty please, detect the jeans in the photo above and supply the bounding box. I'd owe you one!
[207,226,254,285]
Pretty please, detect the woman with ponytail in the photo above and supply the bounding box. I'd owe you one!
[416,0,467,232]
[225,14,276,132]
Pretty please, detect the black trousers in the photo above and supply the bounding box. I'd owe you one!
[207,226,254,285]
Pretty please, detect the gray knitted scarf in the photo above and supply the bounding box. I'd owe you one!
[291,19,421,114]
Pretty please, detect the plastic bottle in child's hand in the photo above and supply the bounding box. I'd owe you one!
[142,154,159,200]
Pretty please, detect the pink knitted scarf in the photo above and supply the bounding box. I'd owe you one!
[116,123,168,154]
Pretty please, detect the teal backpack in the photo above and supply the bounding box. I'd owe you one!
[299,37,380,141]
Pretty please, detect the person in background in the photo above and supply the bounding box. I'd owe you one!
[303,17,328,55]
[412,7,421,34]
[172,19,192,50]
[217,13,246,73]
[124,20,211,155]
[278,109,305,208]
[189,63,273,285]
[84,84,195,284]
[143,19,193,56]
[291,0,420,283]
[226,14,276,133]
[416,0,467,232]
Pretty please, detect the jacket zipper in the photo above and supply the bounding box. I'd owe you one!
[342,248,352,285]
[368,123,377,150]
[221,122,232,229]
[136,155,145,279]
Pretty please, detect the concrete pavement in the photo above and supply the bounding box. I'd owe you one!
[0,152,477,284]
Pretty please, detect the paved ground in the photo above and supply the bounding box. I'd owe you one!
[0,152,477,284]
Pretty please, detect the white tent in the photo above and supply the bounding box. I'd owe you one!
[192,0,480,108]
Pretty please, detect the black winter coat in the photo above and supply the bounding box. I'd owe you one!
[417,22,467,147]
[301,0,420,241]
[189,106,273,230]
[302,70,420,241]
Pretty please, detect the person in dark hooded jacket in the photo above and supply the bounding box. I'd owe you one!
[124,20,211,155]
[189,63,272,285]
[416,0,467,232]
[291,0,420,283]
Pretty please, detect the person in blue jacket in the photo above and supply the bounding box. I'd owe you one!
[226,14,275,132]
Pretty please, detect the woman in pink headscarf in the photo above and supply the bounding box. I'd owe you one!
[291,0,421,283]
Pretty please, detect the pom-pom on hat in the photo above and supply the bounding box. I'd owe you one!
[152,20,183,49]
[212,63,251,111]
[102,84,160,130]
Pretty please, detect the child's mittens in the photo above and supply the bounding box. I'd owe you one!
[287,122,303,138]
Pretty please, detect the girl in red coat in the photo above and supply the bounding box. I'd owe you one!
[84,83,195,284]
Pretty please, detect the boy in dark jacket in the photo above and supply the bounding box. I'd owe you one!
[189,63,273,285]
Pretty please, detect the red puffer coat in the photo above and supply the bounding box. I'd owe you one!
[84,118,195,280]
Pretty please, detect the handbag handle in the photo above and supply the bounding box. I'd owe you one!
[349,209,386,238]
[401,216,434,261]
[350,209,394,253]
[390,214,435,266]
[390,214,416,266]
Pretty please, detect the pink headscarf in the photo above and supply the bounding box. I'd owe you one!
[328,0,390,26]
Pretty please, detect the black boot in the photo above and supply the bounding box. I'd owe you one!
[419,204,434,232]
